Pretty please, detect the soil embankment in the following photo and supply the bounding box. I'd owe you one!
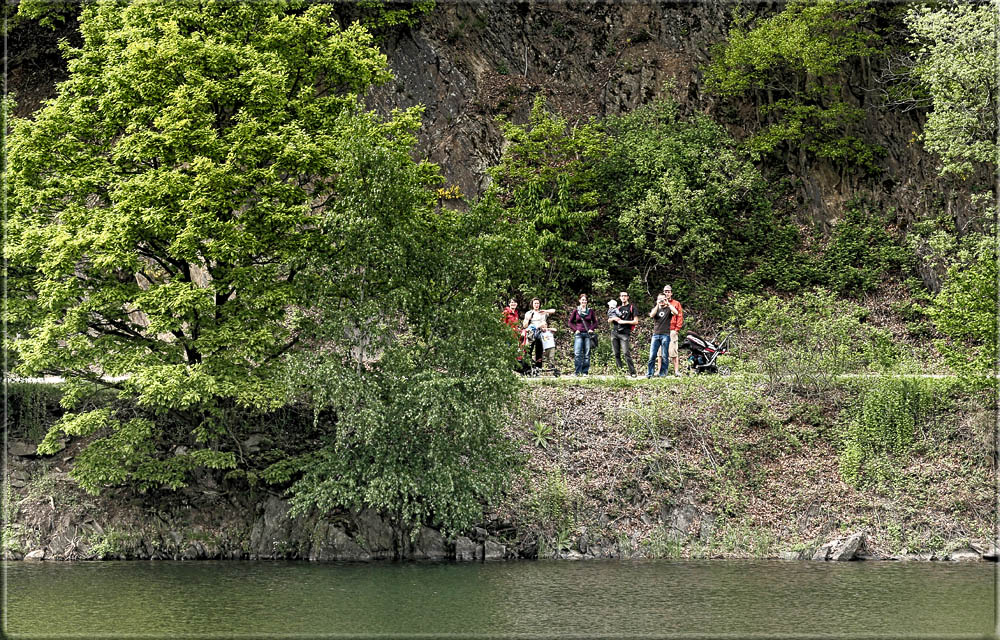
[4,378,994,563]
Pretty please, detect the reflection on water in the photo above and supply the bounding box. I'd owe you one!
[4,559,996,638]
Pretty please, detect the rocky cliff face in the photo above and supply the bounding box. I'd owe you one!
[363,0,985,286]
[369,1,731,197]
[7,1,983,259]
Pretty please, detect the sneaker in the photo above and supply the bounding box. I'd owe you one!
[674,371,682,378]
[645,374,653,379]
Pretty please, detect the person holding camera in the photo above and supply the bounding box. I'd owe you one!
[647,292,672,377]
[568,293,598,376]
[609,291,638,376]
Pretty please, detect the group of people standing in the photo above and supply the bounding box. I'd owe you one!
[502,285,684,378]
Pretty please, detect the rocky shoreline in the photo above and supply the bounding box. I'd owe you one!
[6,448,995,564]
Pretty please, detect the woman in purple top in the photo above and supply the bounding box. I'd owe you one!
[568,293,599,376]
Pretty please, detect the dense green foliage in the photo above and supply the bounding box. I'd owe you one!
[902,2,997,390]
[6,0,523,532]
[345,0,435,30]
[821,202,909,295]
[907,3,998,178]
[486,96,800,301]
[10,0,434,33]
[927,232,998,388]
[266,197,528,533]
[8,0,83,31]
[839,377,945,487]
[608,101,801,299]
[705,0,882,169]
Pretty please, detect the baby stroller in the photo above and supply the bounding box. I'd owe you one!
[518,327,560,377]
[682,331,731,375]
[516,328,534,375]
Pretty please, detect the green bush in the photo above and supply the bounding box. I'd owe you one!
[5,382,65,441]
[822,202,908,295]
[528,469,574,541]
[485,95,805,303]
[927,231,997,389]
[729,288,900,382]
[838,377,947,486]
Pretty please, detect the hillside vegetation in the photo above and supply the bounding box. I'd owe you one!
[3,0,996,546]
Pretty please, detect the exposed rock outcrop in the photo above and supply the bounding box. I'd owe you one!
[812,532,866,561]
[455,536,482,562]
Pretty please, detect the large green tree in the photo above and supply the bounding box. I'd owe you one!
[907,2,998,179]
[484,96,800,302]
[6,0,522,532]
[905,3,997,388]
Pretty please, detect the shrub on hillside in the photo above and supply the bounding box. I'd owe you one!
[729,288,899,383]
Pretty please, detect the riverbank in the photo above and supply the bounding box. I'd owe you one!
[495,377,995,561]
[4,377,995,562]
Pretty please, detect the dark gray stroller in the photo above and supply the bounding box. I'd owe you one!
[682,331,731,374]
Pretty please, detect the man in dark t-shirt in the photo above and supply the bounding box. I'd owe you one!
[647,293,672,377]
[609,291,638,376]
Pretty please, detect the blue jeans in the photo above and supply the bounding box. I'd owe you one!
[574,332,592,375]
[647,333,670,377]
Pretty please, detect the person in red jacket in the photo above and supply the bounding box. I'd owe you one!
[501,298,520,330]
[663,284,684,377]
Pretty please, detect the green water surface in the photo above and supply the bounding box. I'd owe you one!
[3,559,996,639]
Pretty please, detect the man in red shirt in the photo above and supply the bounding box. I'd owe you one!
[663,285,684,377]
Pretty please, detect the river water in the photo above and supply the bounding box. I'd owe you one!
[4,560,996,638]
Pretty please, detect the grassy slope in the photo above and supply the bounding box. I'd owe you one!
[492,376,994,559]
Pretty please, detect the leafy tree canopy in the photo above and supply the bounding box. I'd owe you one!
[906,2,999,179]
[484,95,805,304]
[6,0,524,532]
[705,0,882,170]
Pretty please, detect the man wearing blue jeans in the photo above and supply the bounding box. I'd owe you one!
[647,293,672,377]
